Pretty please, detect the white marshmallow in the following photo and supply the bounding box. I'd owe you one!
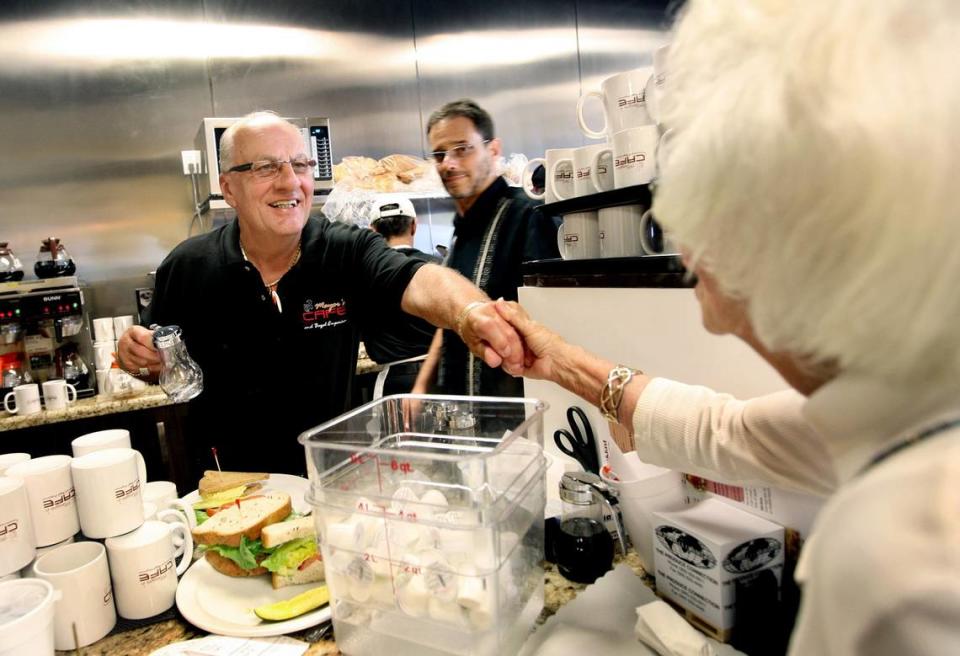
[391,485,419,510]
[428,598,467,627]
[423,561,458,602]
[397,576,429,617]
[456,571,491,611]
[327,521,365,551]
[419,489,449,513]
[468,606,494,631]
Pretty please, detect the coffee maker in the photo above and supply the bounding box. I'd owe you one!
[0,276,96,399]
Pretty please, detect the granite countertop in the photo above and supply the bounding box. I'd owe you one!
[0,386,174,433]
[1,350,381,433]
[67,553,649,656]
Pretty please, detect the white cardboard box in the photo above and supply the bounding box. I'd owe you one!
[652,498,784,639]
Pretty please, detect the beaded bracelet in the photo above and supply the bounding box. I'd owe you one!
[454,300,487,337]
[600,365,642,423]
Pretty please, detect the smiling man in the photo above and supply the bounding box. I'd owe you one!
[117,111,526,478]
[413,99,560,398]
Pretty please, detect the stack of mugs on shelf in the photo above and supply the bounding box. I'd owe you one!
[0,431,194,652]
[92,315,147,398]
[522,45,675,260]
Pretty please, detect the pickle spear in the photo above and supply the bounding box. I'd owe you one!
[254,585,330,621]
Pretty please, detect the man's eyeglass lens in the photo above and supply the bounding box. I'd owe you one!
[430,141,489,163]
[228,159,317,179]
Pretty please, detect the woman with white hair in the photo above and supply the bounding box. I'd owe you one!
[497,0,960,653]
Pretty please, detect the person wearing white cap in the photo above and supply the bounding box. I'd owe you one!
[360,199,441,394]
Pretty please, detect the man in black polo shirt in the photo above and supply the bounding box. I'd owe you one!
[360,198,441,395]
[413,99,560,398]
[116,111,525,478]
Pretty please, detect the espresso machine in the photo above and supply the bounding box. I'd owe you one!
[0,276,96,399]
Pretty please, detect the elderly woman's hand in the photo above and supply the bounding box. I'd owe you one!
[493,300,568,381]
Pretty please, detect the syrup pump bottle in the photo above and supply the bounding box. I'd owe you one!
[556,471,626,583]
[152,325,203,402]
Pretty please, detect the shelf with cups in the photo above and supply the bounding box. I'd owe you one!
[539,183,652,218]
[523,254,690,289]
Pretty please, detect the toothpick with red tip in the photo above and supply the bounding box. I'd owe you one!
[211,447,221,472]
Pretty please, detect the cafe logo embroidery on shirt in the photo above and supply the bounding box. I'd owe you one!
[302,298,349,331]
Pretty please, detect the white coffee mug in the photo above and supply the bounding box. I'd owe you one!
[92,317,115,343]
[4,384,41,416]
[71,430,146,484]
[95,369,108,394]
[142,482,196,529]
[604,125,661,188]
[105,518,193,620]
[4,456,79,547]
[71,448,145,539]
[644,44,671,125]
[112,315,134,338]
[92,341,115,371]
[522,148,575,204]
[32,541,116,650]
[556,211,601,260]
[0,453,30,476]
[41,380,77,412]
[0,578,58,656]
[0,477,36,577]
[639,208,678,255]
[577,67,654,140]
[599,205,647,258]
[555,143,613,198]
[72,428,131,456]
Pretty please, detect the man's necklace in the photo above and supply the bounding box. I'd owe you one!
[239,241,302,313]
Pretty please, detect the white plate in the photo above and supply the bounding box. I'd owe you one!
[175,556,331,637]
[181,473,311,515]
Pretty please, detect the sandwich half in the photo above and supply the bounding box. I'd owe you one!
[193,491,292,577]
[260,516,326,589]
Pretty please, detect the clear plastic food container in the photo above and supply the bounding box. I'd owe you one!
[300,394,548,656]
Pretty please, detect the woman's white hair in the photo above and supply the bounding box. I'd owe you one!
[218,110,286,171]
[655,0,960,383]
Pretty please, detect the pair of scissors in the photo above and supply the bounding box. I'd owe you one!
[553,406,599,474]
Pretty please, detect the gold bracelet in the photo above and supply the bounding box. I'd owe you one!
[454,300,487,337]
[600,365,642,422]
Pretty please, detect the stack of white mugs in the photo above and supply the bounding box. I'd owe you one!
[522,45,675,260]
[0,432,194,652]
[92,316,147,398]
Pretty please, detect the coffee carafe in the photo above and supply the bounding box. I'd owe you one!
[34,237,76,278]
[556,471,626,583]
[0,242,24,282]
[153,325,203,402]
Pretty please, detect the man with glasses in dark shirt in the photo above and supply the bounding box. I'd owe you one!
[116,111,526,477]
[413,99,560,398]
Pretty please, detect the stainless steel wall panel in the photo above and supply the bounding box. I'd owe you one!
[203,0,424,160]
[0,0,673,317]
[0,0,213,302]
[413,0,584,157]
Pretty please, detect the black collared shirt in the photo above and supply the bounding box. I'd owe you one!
[144,216,424,476]
[359,244,441,365]
[439,177,560,397]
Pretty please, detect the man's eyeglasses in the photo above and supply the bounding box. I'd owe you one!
[428,140,491,164]
[226,158,317,180]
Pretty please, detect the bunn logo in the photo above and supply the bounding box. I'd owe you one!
[615,152,646,168]
[42,294,64,302]
[0,519,18,538]
[41,487,76,510]
[114,479,141,500]
[617,92,646,108]
[138,559,174,583]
